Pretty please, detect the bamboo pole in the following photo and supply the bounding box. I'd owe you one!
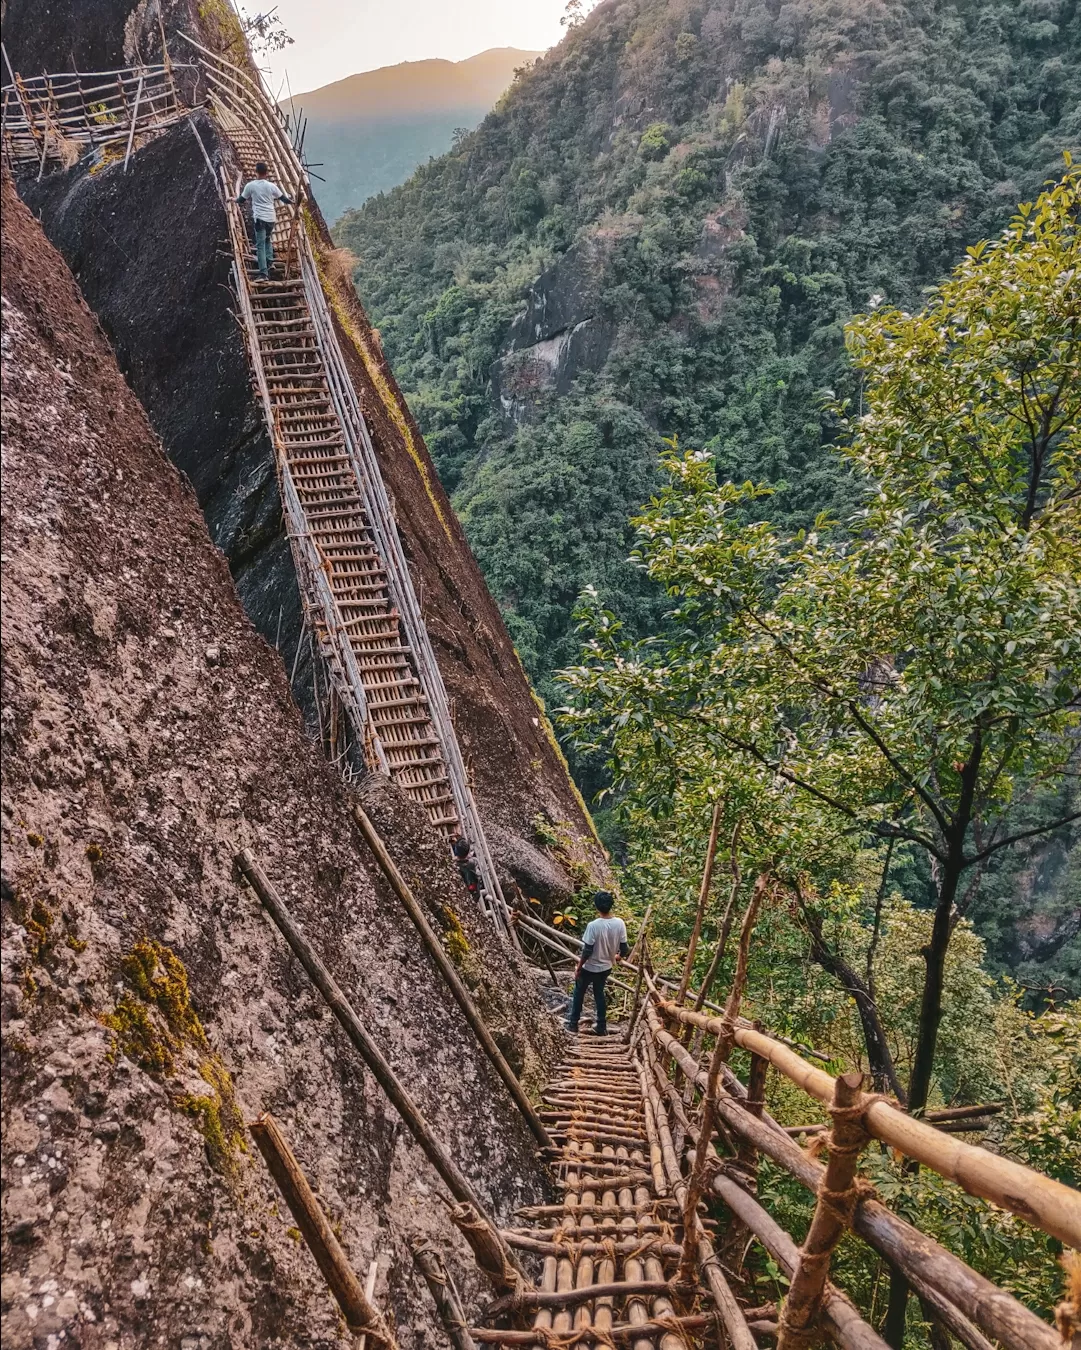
[356,1258,380,1350]
[352,806,550,1148]
[675,801,724,1005]
[777,1071,868,1349]
[645,1007,1061,1350]
[235,849,527,1290]
[411,1245,477,1350]
[410,1242,475,1350]
[249,1114,398,1346]
[657,1000,1081,1248]
[467,1315,748,1344]
[623,905,653,1039]
[676,871,768,1287]
[692,817,742,1013]
[122,71,144,170]
[636,1056,758,1350]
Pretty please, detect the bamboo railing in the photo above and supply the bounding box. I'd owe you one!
[641,992,1074,1350]
[0,62,195,173]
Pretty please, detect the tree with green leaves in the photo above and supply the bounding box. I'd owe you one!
[561,168,1081,1123]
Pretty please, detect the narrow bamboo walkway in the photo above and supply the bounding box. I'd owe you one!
[526,1033,684,1345]
[474,1028,739,1348]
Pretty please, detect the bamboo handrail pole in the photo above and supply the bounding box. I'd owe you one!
[777,1071,867,1350]
[658,1021,1062,1350]
[351,806,550,1148]
[658,1000,1081,1247]
[235,849,527,1288]
[411,1246,477,1350]
[675,801,724,1005]
[122,71,144,171]
[249,1114,399,1346]
[624,906,653,1040]
[692,818,742,1017]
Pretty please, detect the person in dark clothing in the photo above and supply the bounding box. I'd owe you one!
[451,836,480,896]
[565,890,629,1036]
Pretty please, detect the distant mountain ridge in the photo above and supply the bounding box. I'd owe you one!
[284,48,540,223]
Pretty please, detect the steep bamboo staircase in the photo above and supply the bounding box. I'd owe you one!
[222,136,459,828]
[185,36,514,935]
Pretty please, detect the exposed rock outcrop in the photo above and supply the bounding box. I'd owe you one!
[492,239,618,427]
[1,169,555,1347]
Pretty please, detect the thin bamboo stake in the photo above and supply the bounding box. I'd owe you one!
[235,849,527,1290]
[352,806,550,1148]
[657,1000,1081,1248]
[623,906,653,1039]
[356,1258,379,1350]
[676,870,769,1287]
[249,1114,398,1347]
[412,1245,477,1350]
[122,71,144,170]
[675,801,724,1005]
[692,817,742,1013]
[777,1071,868,1349]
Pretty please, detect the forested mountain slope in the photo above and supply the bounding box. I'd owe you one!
[339,0,1078,696]
[285,48,540,222]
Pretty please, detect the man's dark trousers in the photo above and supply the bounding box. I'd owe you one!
[567,967,610,1034]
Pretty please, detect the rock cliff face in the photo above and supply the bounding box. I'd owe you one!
[492,240,618,427]
[1,169,556,1347]
[6,0,605,904]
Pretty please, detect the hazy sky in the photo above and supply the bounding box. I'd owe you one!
[258,0,569,97]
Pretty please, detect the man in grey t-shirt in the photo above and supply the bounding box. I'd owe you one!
[237,161,293,281]
[564,891,628,1036]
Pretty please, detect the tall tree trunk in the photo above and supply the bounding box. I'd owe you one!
[795,886,907,1103]
[906,847,964,1117]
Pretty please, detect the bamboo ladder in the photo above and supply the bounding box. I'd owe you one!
[176,35,515,939]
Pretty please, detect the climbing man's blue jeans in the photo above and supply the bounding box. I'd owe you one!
[253,218,275,277]
[566,968,610,1034]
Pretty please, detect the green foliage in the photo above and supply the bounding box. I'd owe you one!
[340,0,1079,718]
[555,172,1079,1326]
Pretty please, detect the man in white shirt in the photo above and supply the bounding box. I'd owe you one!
[564,891,629,1036]
[237,161,293,281]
